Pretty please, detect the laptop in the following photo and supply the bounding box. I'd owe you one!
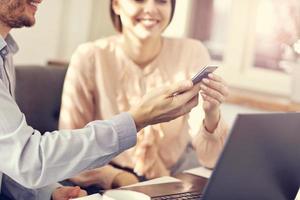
[124,113,300,199]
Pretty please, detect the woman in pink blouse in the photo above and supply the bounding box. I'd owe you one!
[59,0,229,189]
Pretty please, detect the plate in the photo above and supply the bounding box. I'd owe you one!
[103,190,151,200]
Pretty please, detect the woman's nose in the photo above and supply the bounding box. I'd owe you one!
[143,0,158,13]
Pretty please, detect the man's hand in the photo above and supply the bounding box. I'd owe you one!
[129,80,201,131]
[111,171,139,188]
[52,186,87,200]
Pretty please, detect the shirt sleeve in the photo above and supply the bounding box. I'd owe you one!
[192,116,228,168]
[1,174,60,200]
[0,81,137,189]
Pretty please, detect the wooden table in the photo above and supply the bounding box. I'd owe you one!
[122,173,208,198]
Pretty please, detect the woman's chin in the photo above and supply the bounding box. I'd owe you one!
[134,30,161,41]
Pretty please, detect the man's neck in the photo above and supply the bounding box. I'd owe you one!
[0,21,11,39]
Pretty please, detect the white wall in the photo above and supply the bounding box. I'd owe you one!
[10,0,192,65]
[11,0,63,65]
[89,0,116,41]
[164,0,193,37]
[57,0,95,60]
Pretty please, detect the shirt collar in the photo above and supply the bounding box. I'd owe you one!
[0,34,19,57]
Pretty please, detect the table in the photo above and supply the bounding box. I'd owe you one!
[122,173,208,198]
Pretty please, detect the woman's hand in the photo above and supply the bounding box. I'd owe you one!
[111,171,139,188]
[200,73,229,132]
[52,186,87,200]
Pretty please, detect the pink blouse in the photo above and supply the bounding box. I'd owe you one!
[59,35,228,189]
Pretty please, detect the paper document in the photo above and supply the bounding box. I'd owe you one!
[70,193,102,200]
[71,177,181,199]
[295,188,300,200]
[183,167,212,179]
[122,176,181,188]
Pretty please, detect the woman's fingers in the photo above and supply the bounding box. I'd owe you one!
[203,74,229,97]
[200,74,229,104]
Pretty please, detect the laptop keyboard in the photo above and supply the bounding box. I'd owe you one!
[152,191,203,200]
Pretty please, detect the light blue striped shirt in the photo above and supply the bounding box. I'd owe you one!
[0,34,137,199]
[0,34,17,97]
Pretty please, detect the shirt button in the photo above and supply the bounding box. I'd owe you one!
[1,49,8,56]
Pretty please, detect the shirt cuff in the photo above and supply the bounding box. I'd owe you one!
[106,112,137,152]
[200,115,228,141]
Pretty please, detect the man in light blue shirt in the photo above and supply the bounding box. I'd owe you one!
[0,0,201,199]
[0,34,87,199]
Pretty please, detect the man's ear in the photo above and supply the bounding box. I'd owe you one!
[112,0,121,15]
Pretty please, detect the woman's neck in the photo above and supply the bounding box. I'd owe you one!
[121,32,163,69]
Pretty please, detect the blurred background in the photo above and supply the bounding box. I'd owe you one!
[11,0,300,126]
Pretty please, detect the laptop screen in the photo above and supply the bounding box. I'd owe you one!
[202,113,300,199]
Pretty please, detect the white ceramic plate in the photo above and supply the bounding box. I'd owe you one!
[103,190,151,200]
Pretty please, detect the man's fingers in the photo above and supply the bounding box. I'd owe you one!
[185,94,199,112]
[167,80,193,97]
[172,82,201,105]
[173,94,199,117]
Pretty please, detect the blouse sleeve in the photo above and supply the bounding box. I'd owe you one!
[187,40,229,168]
[59,43,96,129]
[58,43,127,189]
